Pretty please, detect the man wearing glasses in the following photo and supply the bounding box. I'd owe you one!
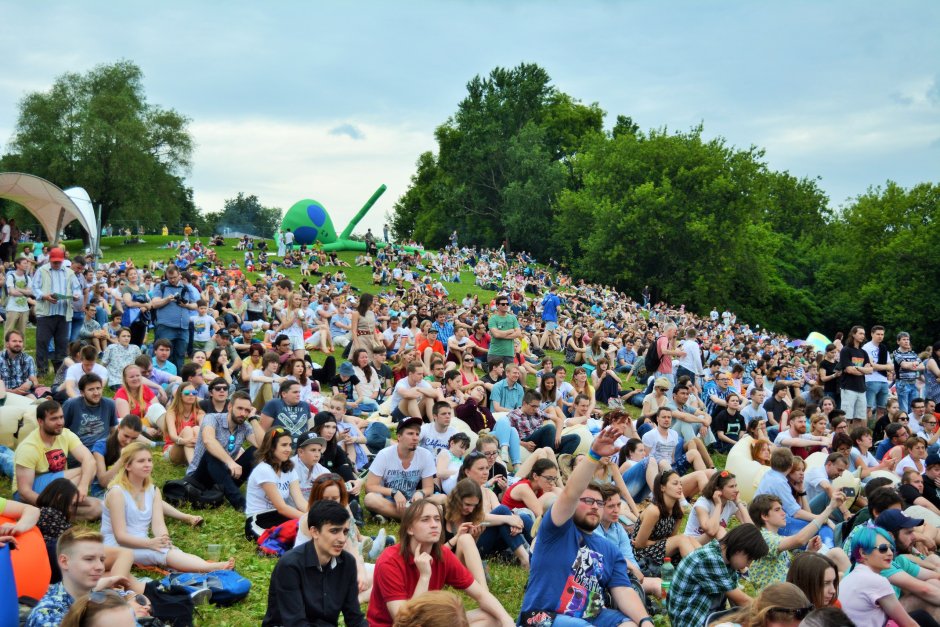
[200,379,231,414]
[519,426,652,627]
[186,391,264,511]
[488,296,522,367]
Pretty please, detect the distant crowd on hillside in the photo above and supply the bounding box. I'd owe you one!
[0,230,938,626]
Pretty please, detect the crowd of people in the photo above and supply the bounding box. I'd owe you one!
[0,230,939,627]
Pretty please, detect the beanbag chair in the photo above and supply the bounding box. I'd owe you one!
[0,516,51,600]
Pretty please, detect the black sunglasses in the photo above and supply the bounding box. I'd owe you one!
[768,606,814,620]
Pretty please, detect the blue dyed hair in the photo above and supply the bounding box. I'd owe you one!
[849,525,895,565]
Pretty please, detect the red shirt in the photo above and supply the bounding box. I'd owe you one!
[501,478,542,510]
[114,385,156,420]
[367,544,474,627]
[656,335,672,373]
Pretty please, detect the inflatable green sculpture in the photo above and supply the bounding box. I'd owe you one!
[280,184,393,252]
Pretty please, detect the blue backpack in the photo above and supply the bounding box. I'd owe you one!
[160,570,251,606]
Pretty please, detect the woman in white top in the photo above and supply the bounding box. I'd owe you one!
[895,436,928,477]
[102,442,233,571]
[244,428,307,541]
[279,292,308,359]
[285,357,322,408]
[684,470,750,544]
[839,526,919,627]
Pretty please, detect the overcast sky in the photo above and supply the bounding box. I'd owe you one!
[1,1,938,234]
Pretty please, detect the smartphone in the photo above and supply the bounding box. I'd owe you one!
[842,487,856,498]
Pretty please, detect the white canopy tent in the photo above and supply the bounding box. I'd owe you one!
[0,172,99,254]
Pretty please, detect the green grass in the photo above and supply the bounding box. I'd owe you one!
[1,234,721,624]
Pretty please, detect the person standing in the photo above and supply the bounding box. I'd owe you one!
[4,255,33,339]
[863,325,894,423]
[32,247,81,376]
[0,217,10,262]
[654,323,686,385]
[149,266,199,371]
[839,325,873,427]
[488,296,521,366]
[893,332,924,414]
[538,286,561,350]
[68,256,91,343]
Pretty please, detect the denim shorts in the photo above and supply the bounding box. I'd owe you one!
[866,380,889,409]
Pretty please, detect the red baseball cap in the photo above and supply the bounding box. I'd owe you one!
[49,248,65,262]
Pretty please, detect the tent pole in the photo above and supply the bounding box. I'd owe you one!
[52,207,66,247]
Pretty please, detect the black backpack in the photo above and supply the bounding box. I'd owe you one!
[144,581,195,627]
[644,338,662,375]
[163,477,224,509]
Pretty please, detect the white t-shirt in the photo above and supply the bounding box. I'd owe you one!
[641,428,679,465]
[245,461,298,516]
[862,341,888,384]
[191,314,215,343]
[367,446,436,499]
[290,455,329,503]
[894,455,924,477]
[383,327,410,351]
[419,423,457,456]
[850,446,878,470]
[65,362,109,386]
[390,377,431,408]
[804,465,831,503]
[838,565,894,627]
[685,498,738,537]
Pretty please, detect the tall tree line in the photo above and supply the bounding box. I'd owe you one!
[391,63,939,346]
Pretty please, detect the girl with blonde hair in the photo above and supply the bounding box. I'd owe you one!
[102,442,234,571]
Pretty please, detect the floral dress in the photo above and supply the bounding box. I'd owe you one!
[632,511,679,573]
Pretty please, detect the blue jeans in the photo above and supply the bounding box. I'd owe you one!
[492,416,521,465]
[866,380,889,411]
[477,505,533,554]
[810,492,845,523]
[897,381,919,414]
[154,324,188,371]
[68,312,85,343]
[351,398,380,416]
[622,457,651,503]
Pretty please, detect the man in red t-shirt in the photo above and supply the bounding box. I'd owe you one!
[367,499,514,627]
[655,322,686,384]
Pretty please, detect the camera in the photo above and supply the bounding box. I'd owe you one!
[174,292,190,306]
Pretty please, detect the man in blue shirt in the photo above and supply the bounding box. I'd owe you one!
[519,426,652,627]
[149,266,200,370]
[490,364,525,413]
[593,483,661,601]
[755,447,834,546]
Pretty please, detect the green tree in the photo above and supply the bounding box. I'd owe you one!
[392,63,602,249]
[1,60,193,238]
[216,193,282,239]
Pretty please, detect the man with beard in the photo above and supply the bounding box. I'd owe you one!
[0,329,38,397]
[873,510,940,621]
[367,499,514,627]
[363,417,436,521]
[186,391,265,511]
[260,380,312,448]
[519,425,652,626]
[14,400,101,520]
[773,410,829,459]
[62,373,118,448]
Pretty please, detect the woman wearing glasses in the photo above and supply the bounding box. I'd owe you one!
[838,526,923,627]
[102,443,234,572]
[163,382,204,466]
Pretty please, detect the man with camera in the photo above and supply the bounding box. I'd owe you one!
[149,266,200,371]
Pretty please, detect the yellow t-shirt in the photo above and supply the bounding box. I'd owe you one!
[13,428,82,474]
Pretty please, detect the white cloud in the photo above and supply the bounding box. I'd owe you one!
[189,118,435,234]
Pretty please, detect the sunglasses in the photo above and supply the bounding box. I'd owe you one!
[212,385,229,392]
[182,389,198,396]
[872,543,893,554]
[768,606,814,620]
[226,434,237,453]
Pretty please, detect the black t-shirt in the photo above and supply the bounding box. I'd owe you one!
[329,374,361,401]
[819,359,840,398]
[763,397,790,425]
[199,398,229,414]
[920,475,940,510]
[713,409,746,439]
[838,346,870,393]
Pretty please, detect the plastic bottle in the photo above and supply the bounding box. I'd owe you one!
[660,556,674,597]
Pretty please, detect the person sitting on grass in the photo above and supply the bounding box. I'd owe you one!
[14,399,102,521]
[26,527,152,627]
[519,425,653,627]
[102,442,234,572]
[684,470,752,544]
[185,390,264,511]
[262,500,366,627]
[364,416,436,522]
[632,469,700,574]
[389,361,440,423]
[785,552,842,613]
[244,428,308,541]
[667,523,769,627]
[593,482,664,602]
[746,493,850,592]
[367,499,515,627]
[710,582,814,627]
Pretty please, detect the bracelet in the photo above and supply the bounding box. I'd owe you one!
[639,618,654,627]
[586,449,603,463]
[811,519,820,530]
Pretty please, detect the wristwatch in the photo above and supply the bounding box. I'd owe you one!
[390,488,399,497]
